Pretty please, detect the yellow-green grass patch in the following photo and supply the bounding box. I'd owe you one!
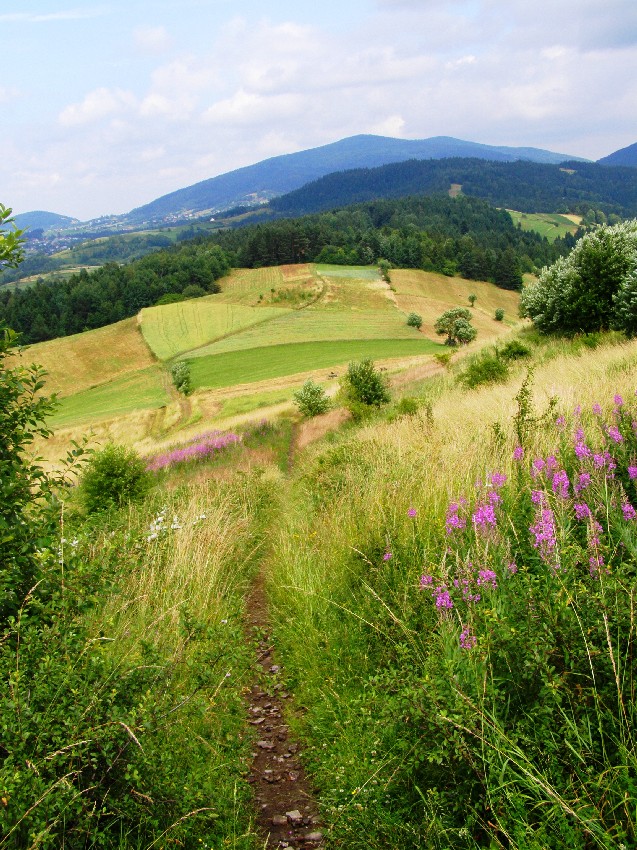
[218,387,295,418]
[315,264,380,280]
[187,303,419,359]
[20,317,155,397]
[139,297,292,360]
[48,365,169,428]
[506,210,579,242]
[391,269,521,337]
[188,338,442,390]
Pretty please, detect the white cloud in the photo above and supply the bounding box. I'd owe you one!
[59,88,137,127]
[0,8,106,23]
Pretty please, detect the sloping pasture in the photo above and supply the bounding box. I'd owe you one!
[140,298,291,360]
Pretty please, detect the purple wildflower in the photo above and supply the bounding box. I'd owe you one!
[476,569,498,589]
[529,508,557,565]
[472,503,497,531]
[589,554,605,576]
[420,574,433,588]
[434,588,453,609]
[552,469,570,499]
[592,403,602,416]
[574,503,591,521]
[574,442,592,459]
[507,562,518,574]
[446,503,466,535]
[513,446,524,461]
[531,457,546,478]
[555,416,566,429]
[574,472,591,494]
[574,405,582,417]
[407,507,417,518]
[607,425,623,444]
[460,627,477,650]
[383,552,392,561]
[488,490,502,506]
[531,489,546,505]
[622,503,637,521]
[614,394,624,407]
[628,466,637,480]
[490,472,507,488]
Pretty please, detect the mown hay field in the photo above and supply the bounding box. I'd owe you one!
[20,317,155,397]
[140,299,291,360]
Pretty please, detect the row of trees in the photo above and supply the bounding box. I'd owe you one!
[0,242,230,343]
[214,195,570,288]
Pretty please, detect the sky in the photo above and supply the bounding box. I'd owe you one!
[2,0,636,221]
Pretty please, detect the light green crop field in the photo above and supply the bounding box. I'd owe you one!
[187,305,418,359]
[315,264,380,280]
[140,298,291,360]
[507,210,579,242]
[188,338,442,390]
[48,366,169,428]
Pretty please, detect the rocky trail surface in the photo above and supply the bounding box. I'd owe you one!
[245,571,325,849]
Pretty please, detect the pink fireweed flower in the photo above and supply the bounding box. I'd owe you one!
[592,403,602,415]
[407,507,417,517]
[383,552,392,561]
[546,456,558,472]
[622,503,637,521]
[472,502,497,531]
[460,627,477,650]
[529,508,557,565]
[476,569,497,589]
[490,472,507,488]
[614,394,624,407]
[575,427,585,442]
[531,458,546,478]
[574,502,591,520]
[607,425,623,444]
[434,588,453,609]
[552,470,570,499]
[555,416,566,429]
[574,472,591,494]
[574,405,582,417]
[488,490,502,506]
[445,503,466,534]
[589,554,605,576]
[513,446,524,461]
[628,466,637,480]
[531,489,546,505]
[420,574,433,588]
[574,442,592,459]
[507,561,518,574]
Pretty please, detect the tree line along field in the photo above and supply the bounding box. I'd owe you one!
[28,263,520,457]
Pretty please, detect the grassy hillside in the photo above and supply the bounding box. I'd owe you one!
[27,264,520,456]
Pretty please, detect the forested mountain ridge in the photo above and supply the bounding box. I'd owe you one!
[126,134,585,224]
[266,158,637,219]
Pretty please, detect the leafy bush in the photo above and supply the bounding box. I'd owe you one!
[520,219,637,334]
[434,307,477,346]
[293,379,331,417]
[498,339,531,361]
[340,359,390,415]
[494,307,505,321]
[170,360,192,395]
[406,312,423,329]
[468,293,477,306]
[458,353,509,388]
[80,444,150,514]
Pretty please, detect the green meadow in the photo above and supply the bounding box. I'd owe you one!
[188,338,442,390]
[507,209,579,241]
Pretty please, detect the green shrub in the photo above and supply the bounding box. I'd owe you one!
[499,339,532,361]
[80,444,150,514]
[155,292,185,306]
[458,354,509,388]
[468,293,477,306]
[406,312,423,330]
[293,379,331,417]
[182,284,206,299]
[340,359,390,413]
[170,360,192,395]
[494,307,505,321]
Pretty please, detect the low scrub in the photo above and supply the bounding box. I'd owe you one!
[458,352,510,388]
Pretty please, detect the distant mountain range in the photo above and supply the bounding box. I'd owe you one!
[14,134,637,233]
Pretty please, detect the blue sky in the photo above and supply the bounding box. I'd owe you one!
[3,0,636,220]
